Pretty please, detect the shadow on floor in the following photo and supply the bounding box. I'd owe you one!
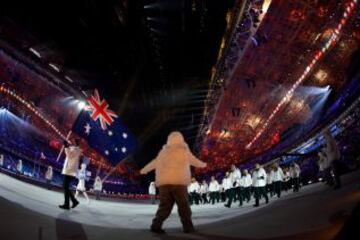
[56,212,88,240]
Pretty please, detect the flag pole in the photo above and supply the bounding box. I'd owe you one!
[56,130,72,162]
[95,164,101,177]
[101,155,132,182]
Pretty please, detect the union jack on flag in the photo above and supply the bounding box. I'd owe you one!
[86,89,117,130]
[72,89,137,166]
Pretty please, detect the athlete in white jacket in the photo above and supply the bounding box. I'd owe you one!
[252,164,269,207]
[266,168,274,197]
[241,169,252,202]
[0,154,4,168]
[199,180,209,204]
[223,172,235,208]
[324,130,341,189]
[45,166,53,190]
[290,162,301,192]
[188,178,201,205]
[149,182,157,204]
[230,165,242,203]
[208,176,220,204]
[271,163,285,198]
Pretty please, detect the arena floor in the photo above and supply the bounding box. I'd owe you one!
[0,171,359,240]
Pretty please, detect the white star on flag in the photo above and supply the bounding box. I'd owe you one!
[108,130,113,136]
[84,123,91,135]
[122,133,128,139]
[121,147,127,153]
[105,150,109,155]
[115,147,118,152]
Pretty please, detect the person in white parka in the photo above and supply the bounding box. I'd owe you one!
[230,165,241,202]
[223,172,235,208]
[93,176,103,200]
[241,169,252,203]
[252,163,269,207]
[149,182,157,204]
[59,139,80,210]
[208,176,220,204]
[16,159,23,175]
[266,168,274,197]
[0,154,4,168]
[323,130,342,189]
[290,162,301,192]
[45,166,53,190]
[271,163,285,198]
[199,180,209,204]
[75,163,90,204]
[188,178,201,205]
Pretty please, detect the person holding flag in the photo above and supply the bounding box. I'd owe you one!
[59,139,81,210]
[59,89,137,208]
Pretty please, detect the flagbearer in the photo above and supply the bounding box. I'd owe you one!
[59,139,81,210]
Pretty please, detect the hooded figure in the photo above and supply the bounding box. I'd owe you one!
[323,130,342,188]
[75,163,90,204]
[93,176,103,200]
[140,131,207,234]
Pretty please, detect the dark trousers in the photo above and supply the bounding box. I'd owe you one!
[267,183,274,197]
[324,167,334,186]
[95,190,101,200]
[225,189,235,207]
[209,192,217,204]
[238,187,243,206]
[201,193,208,204]
[63,175,78,206]
[282,181,290,191]
[150,194,156,204]
[46,180,52,190]
[332,160,342,188]
[235,187,241,201]
[221,192,226,202]
[254,187,268,206]
[152,185,193,231]
[273,181,282,198]
[190,192,200,205]
[243,187,251,202]
[292,177,300,192]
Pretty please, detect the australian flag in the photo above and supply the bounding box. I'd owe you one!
[72,89,137,166]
